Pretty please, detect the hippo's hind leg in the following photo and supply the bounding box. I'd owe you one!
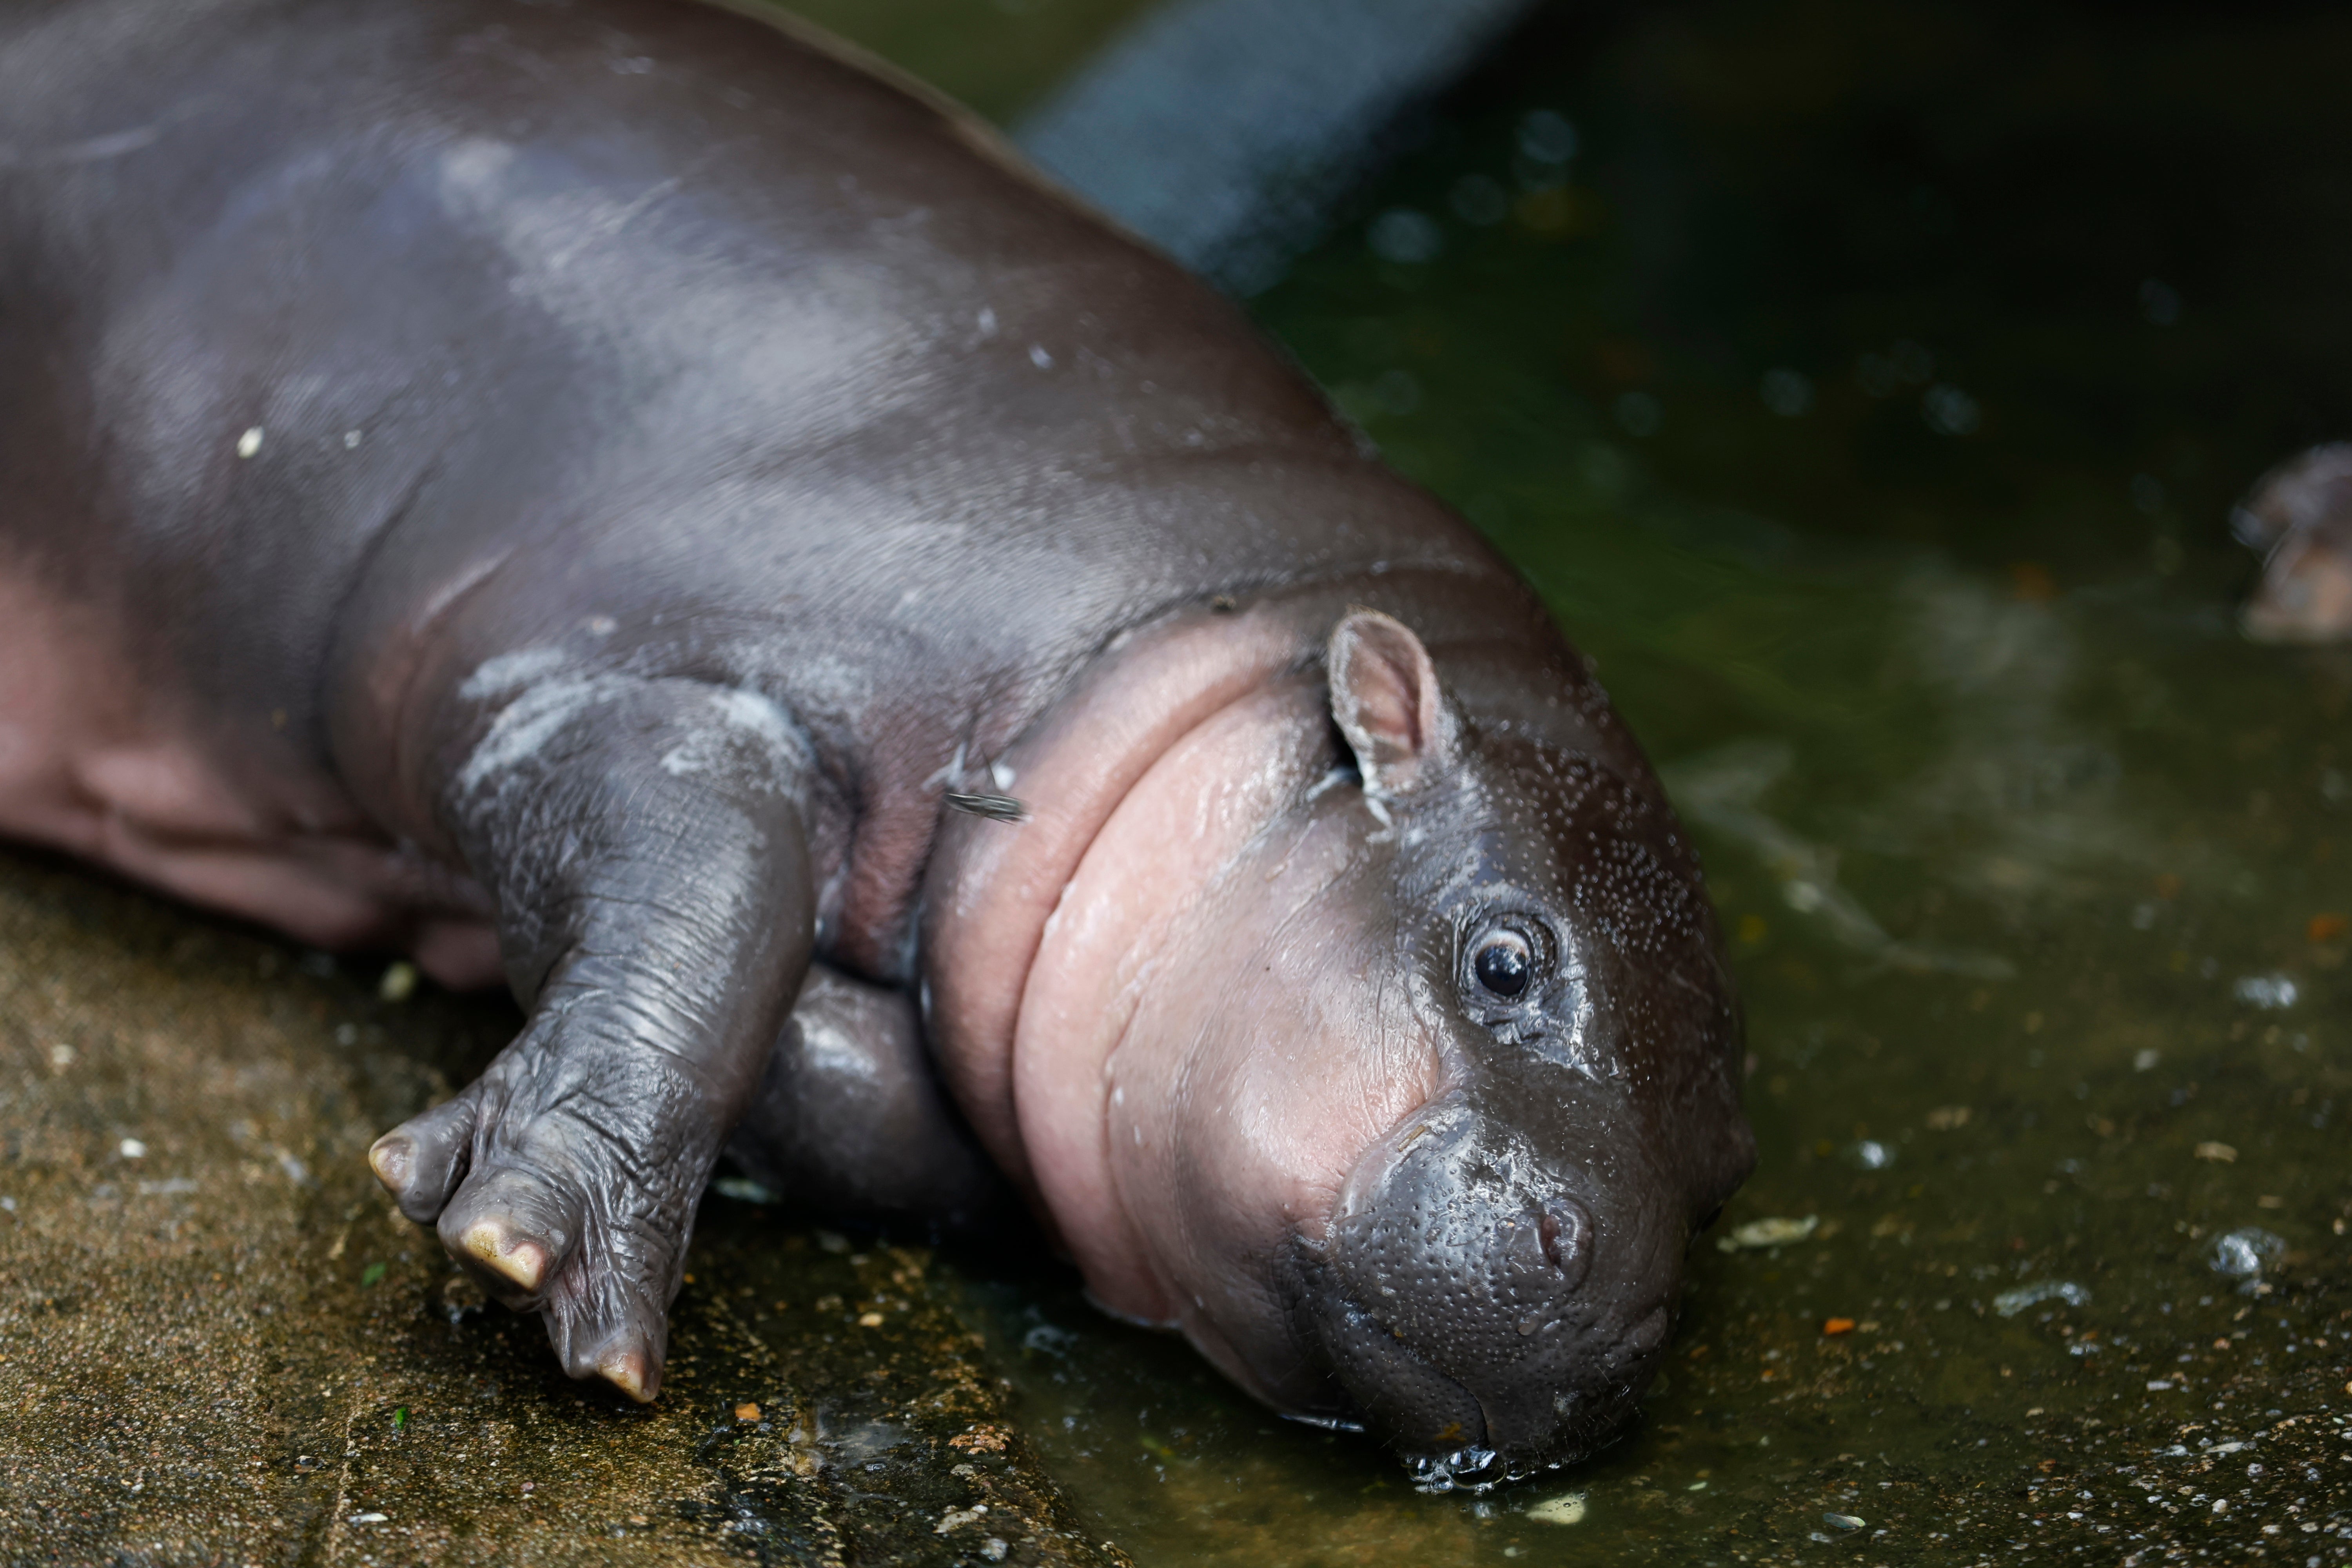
[725,963,1004,1232]
[367,676,817,1401]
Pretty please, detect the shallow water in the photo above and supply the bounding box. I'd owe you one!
[935,0,2352,1561]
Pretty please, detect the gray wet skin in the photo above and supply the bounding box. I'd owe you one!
[0,0,1753,1481]
[2235,444,2352,642]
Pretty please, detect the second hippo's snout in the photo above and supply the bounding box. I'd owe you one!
[1291,1098,1682,1489]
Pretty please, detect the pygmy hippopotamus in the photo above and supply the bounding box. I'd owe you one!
[0,0,1754,1487]
[2236,445,2352,643]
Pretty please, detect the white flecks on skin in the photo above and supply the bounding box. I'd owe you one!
[454,674,627,796]
[583,615,617,637]
[782,653,867,719]
[657,687,813,784]
[457,646,572,703]
[989,759,1016,791]
[710,687,802,754]
[342,429,362,449]
[236,426,263,458]
[457,654,813,821]
[976,307,998,339]
[1028,345,1053,370]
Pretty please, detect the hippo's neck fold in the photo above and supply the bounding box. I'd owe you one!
[915,568,1575,1209]
[918,593,1327,1206]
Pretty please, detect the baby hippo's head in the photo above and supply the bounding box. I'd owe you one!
[1088,611,1753,1489]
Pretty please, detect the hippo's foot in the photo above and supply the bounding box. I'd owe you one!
[370,676,820,1401]
[725,963,1004,1232]
[370,1021,731,1396]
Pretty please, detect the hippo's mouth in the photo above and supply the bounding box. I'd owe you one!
[1279,1232,1665,1492]
[1280,1257,1511,1489]
[1330,1296,1512,1492]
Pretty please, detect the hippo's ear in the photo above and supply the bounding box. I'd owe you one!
[1328,610,1452,795]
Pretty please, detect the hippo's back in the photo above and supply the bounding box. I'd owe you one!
[0,0,1543,967]
[7,0,1515,711]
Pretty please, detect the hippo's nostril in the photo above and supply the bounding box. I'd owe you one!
[1536,1197,1593,1286]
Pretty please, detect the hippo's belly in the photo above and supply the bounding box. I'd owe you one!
[0,565,502,984]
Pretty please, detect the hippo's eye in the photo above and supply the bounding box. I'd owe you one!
[1470,929,1534,998]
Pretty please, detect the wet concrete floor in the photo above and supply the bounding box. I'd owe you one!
[0,846,1123,1566]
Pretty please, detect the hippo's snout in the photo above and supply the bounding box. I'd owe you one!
[1292,1099,1681,1490]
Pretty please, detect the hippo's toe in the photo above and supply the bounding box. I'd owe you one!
[440,1165,578,1301]
[368,1096,474,1224]
[366,1018,731,1404]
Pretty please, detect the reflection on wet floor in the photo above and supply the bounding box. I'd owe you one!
[940,0,2352,1561]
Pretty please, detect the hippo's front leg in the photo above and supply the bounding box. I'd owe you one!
[367,674,817,1400]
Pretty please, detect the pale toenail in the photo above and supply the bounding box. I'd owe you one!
[597,1346,657,1402]
[460,1221,548,1292]
[367,1136,411,1191]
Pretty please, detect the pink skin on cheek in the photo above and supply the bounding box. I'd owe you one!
[1106,806,1448,1390]
[1011,683,1334,1326]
